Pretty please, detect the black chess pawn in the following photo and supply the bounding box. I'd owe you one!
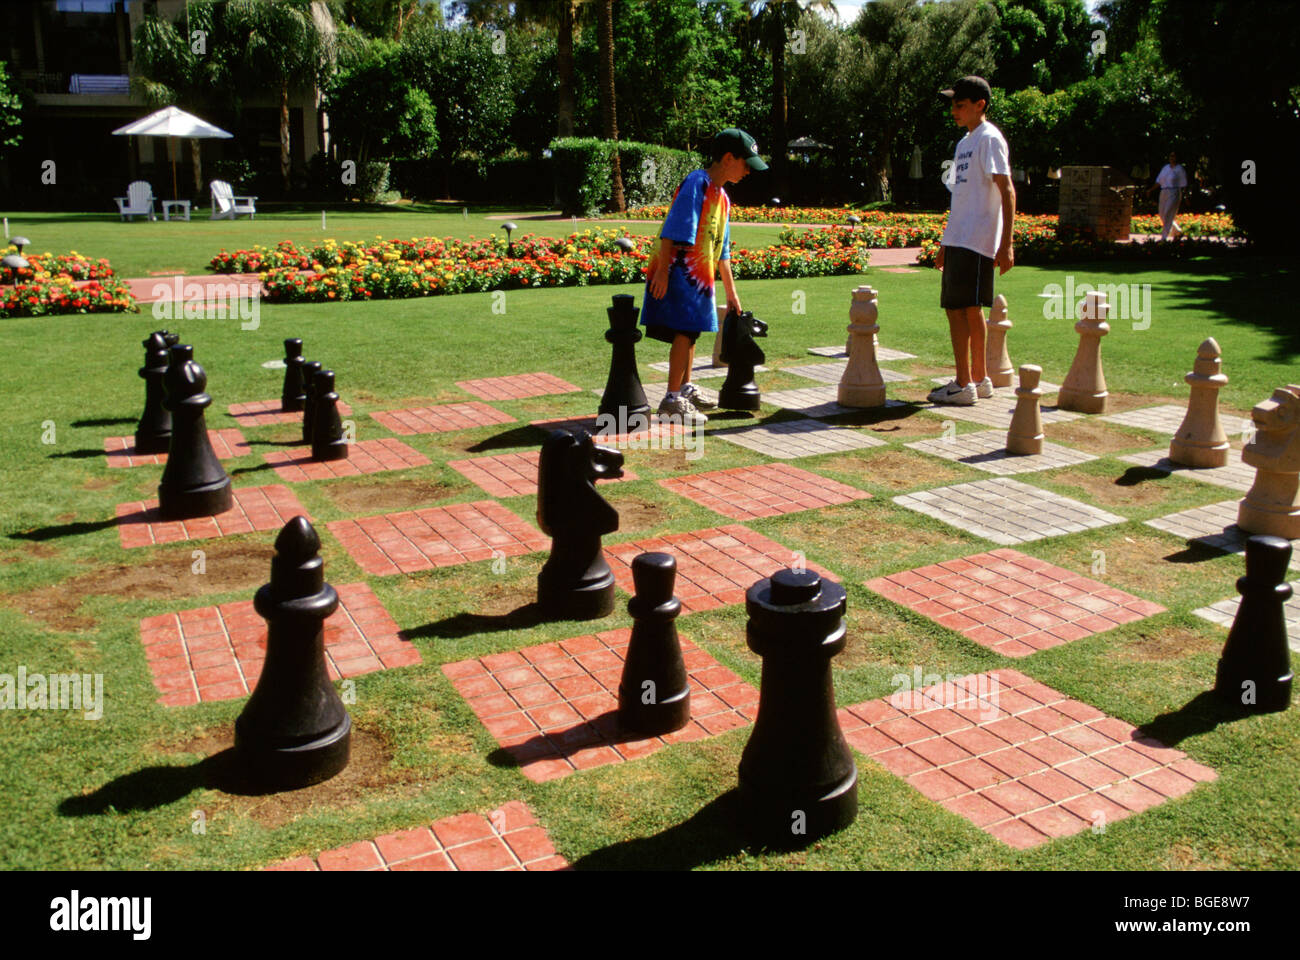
[234,516,352,789]
[737,567,857,848]
[598,294,650,425]
[300,360,323,445]
[1215,535,1294,713]
[618,552,691,735]
[157,344,233,520]
[161,330,180,350]
[133,330,173,454]
[310,369,349,462]
[536,429,623,619]
[718,309,768,411]
[280,337,307,412]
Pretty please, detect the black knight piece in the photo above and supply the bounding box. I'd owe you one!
[1214,535,1294,713]
[234,516,352,789]
[718,309,768,411]
[134,330,173,454]
[598,294,650,423]
[309,369,349,462]
[618,552,691,735]
[157,344,233,519]
[281,337,307,412]
[536,429,623,619]
[737,568,858,847]
[300,360,323,445]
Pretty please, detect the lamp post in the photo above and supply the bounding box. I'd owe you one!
[614,236,634,253]
[11,236,30,255]
[2,254,28,285]
[501,221,517,258]
[847,215,861,232]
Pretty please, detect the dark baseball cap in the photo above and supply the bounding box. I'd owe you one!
[939,76,992,106]
[713,128,769,170]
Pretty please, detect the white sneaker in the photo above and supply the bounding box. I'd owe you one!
[927,380,977,406]
[976,376,994,399]
[679,382,716,411]
[657,394,708,424]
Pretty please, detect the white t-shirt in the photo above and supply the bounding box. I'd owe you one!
[941,120,1011,260]
[1155,163,1188,190]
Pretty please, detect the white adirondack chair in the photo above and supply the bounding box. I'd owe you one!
[210,180,257,220]
[115,181,156,221]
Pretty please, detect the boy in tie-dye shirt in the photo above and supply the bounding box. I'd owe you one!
[642,128,768,424]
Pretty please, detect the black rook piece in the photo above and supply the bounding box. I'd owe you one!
[536,429,623,619]
[718,309,768,411]
[300,360,323,445]
[281,337,307,412]
[738,568,857,847]
[598,294,650,423]
[1214,535,1294,713]
[618,552,690,735]
[310,369,349,462]
[157,344,233,520]
[134,330,173,454]
[235,516,352,789]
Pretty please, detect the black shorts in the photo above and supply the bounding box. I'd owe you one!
[940,246,995,309]
[644,325,701,345]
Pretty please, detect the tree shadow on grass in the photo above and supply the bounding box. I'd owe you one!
[568,791,751,871]
[403,601,550,640]
[59,750,294,816]
[10,518,119,542]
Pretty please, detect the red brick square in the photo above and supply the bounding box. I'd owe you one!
[328,500,548,576]
[456,372,581,401]
[659,463,870,521]
[370,401,514,436]
[139,583,417,705]
[864,549,1166,657]
[448,449,638,498]
[228,398,353,426]
[105,428,250,468]
[116,484,310,548]
[263,438,430,482]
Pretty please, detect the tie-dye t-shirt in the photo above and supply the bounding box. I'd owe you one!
[640,169,731,333]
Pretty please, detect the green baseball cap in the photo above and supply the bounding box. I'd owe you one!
[714,128,769,171]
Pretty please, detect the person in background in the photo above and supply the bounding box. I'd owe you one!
[1150,151,1188,240]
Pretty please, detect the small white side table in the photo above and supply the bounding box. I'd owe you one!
[163,200,191,222]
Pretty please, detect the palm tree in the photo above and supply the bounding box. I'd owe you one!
[596,0,624,212]
[223,0,335,193]
[745,0,836,198]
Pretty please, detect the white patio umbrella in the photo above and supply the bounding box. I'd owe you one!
[112,106,233,200]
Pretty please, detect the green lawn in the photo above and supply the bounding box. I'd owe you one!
[0,223,1296,870]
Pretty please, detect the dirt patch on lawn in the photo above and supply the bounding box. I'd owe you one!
[607,495,666,532]
[2,542,60,564]
[1046,468,1171,508]
[82,476,117,491]
[817,449,963,490]
[325,478,468,514]
[1050,532,1214,598]
[4,540,270,631]
[161,727,417,829]
[1047,420,1153,454]
[470,578,541,617]
[1115,625,1222,663]
[776,505,956,563]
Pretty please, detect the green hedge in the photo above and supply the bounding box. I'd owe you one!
[549,137,702,217]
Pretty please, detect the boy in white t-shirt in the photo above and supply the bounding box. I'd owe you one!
[928,76,1017,406]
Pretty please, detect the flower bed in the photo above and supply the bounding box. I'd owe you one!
[229,228,869,305]
[1,246,137,319]
[616,205,1238,238]
[915,231,1246,268]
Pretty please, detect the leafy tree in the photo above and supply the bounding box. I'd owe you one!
[0,62,27,161]
[223,0,335,192]
[595,0,625,211]
[339,0,438,38]
[325,32,438,165]
[1093,0,1155,61]
[989,0,1095,92]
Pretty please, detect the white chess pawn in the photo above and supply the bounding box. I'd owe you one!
[1057,290,1110,414]
[1006,364,1044,455]
[838,285,886,407]
[1169,337,1229,468]
[1238,384,1300,539]
[985,294,1014,388]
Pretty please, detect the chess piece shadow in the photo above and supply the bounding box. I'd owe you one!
[568,791,750,870]
[1116,465,1172,486]
[73,417,136,428]
[536,429,623,620]
[466,425,553,453]
[718,309,768,411]
[1138,691,1253,748]
[46,448,106,460]
[405,601,549,640]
